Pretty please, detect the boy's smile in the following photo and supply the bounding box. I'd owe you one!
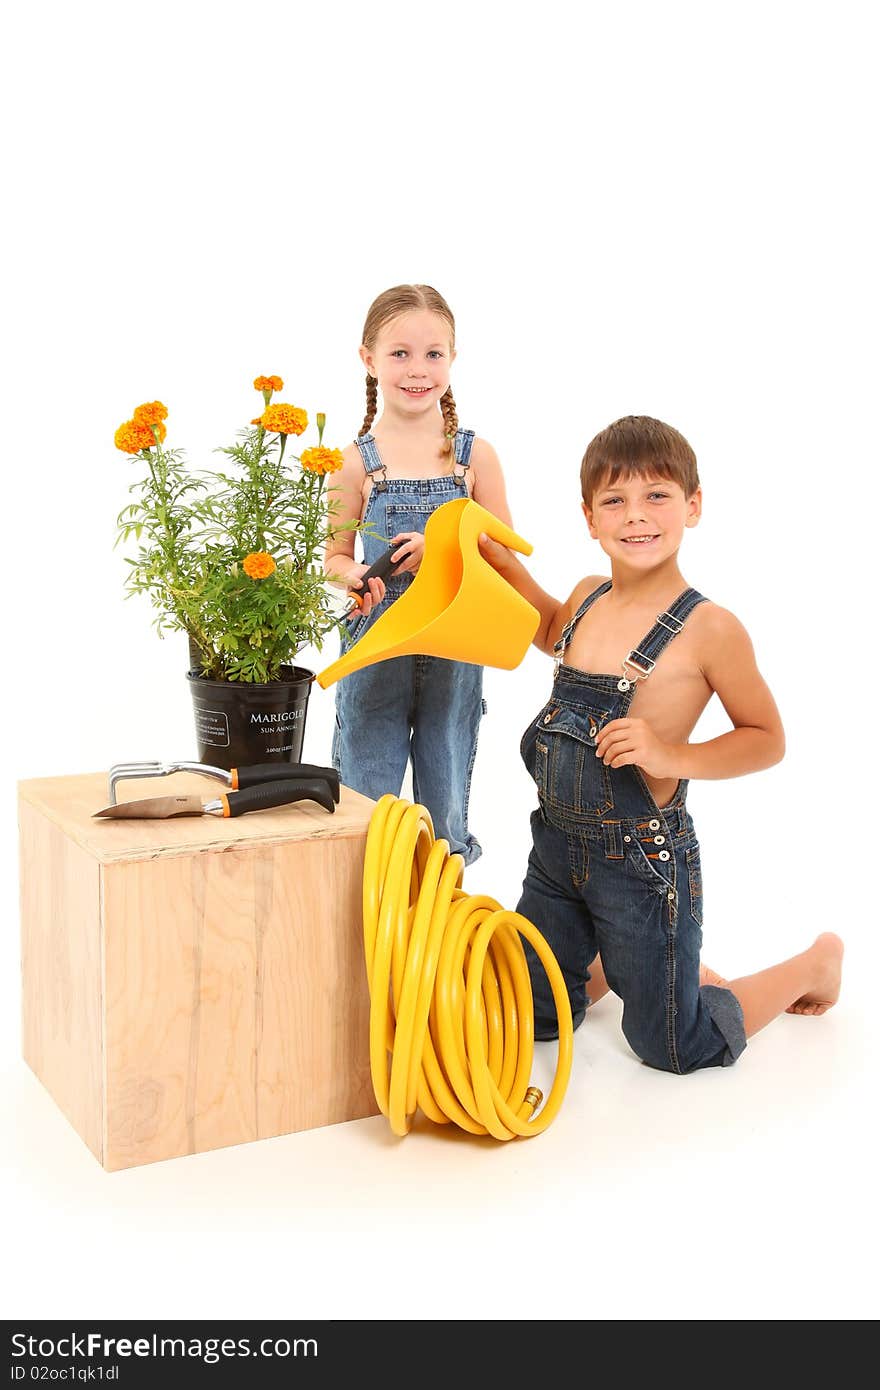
[584,474,701,570]
[619,532,661,547]
[360,309,456,420]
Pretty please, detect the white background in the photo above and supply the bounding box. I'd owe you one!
[2,0,877,1322]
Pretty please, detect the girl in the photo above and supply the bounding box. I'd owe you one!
[324,283,513,865]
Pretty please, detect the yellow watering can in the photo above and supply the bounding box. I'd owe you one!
[316,499,539,689]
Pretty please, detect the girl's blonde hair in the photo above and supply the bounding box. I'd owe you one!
[359,284,458,465]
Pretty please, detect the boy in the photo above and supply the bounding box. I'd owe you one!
[478,415,842,1073]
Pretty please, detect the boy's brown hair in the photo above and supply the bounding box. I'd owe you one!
[580,415,700,505]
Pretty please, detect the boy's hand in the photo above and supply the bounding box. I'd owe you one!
[478,532,516,574]
[594,718,678,778]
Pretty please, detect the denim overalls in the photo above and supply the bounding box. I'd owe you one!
[331,428,485,865]
[517,581,746,1073]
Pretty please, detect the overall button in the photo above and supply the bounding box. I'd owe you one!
[653,834,665,845]
[623,835,631,843]
[617,679,631,692]
[648,819,660,830]
[658,850,671,861]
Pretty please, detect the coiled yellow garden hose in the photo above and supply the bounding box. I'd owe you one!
[363,794,573,1139]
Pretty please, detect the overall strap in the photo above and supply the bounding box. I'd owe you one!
[553,581,613,662]
[454,428,476,468]
[357,430,474,487]
[355,432,386,477]
[621,587,708,683]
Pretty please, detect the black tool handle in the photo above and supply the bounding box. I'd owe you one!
[233,763,340,803]
[347,541,401,609]
[224,779,336,817]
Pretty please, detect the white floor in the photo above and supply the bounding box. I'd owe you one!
[5,660,879,1323]
[3,949,874,1322]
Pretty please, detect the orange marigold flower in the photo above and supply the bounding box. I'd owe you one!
[132,400,168,427]
[300,446,344,475]
[114,419,156,453]
[260,403,308,436]
[251,417,263,426]
[253,375,284,392]
[242,551,276,580]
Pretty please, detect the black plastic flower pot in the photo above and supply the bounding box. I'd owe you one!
[186,666,314,771]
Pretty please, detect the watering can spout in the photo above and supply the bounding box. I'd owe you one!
[316,499,540,689]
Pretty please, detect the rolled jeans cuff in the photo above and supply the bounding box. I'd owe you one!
[702,984,747,1066]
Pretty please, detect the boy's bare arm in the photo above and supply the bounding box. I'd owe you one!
[686,609,785,776]
[478,534,599,656]
[595,608,785,780]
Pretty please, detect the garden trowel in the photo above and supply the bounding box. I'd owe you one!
[93,777,336,819]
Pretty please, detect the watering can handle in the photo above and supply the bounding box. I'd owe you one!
[471,512,533,557]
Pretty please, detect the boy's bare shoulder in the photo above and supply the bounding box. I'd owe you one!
[554,574,610,625]
[688,600,757,665]
[569,574,611,606]
[542,574,609,651]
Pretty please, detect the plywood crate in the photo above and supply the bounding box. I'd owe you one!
[18,771,380,1170]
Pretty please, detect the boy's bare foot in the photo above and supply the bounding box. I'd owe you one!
[786,932,844,1015]
[699,964,728,988]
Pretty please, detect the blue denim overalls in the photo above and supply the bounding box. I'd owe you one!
[517,580,746,1073]
[331,428,485,865]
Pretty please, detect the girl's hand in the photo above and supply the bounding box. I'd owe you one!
[346,563,386,616]
[594,718,679,778]
[390,531,425,574]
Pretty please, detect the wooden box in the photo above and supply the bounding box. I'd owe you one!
[18,771,380,1170]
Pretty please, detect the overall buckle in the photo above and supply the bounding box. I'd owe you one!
[618,650,655,691]
[656,610,684,635]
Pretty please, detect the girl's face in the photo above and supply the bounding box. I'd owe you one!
[360,309,456,420]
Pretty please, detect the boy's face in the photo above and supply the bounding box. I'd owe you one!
[583,472,701,570]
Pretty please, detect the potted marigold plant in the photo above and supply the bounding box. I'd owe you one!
[114,376,353,769]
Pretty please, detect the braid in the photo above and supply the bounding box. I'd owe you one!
[439,387,459,466]
[359,373,378,437]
